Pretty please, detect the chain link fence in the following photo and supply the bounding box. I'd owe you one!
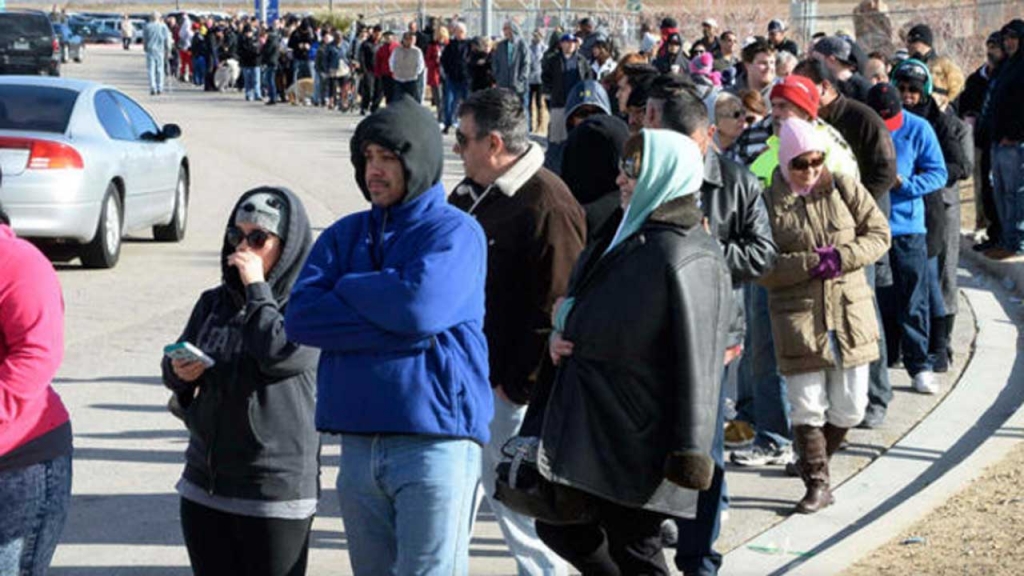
[350,0,1018,70]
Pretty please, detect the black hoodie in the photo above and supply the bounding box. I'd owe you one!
[560,114,629,240]
[162,187,320,503]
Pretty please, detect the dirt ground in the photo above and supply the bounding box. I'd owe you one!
[844,439,1024,576]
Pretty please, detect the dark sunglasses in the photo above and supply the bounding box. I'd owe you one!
[726,109,744,120]
[226,226,271,249]
[619,156,641,180]
[896,82,921,94]
[790,155,826,171]
[455,129,482,149]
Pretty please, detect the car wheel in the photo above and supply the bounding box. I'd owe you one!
[153,166,188,242]
[80,183,123,269]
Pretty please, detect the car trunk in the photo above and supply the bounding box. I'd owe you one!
[0,14,55,67]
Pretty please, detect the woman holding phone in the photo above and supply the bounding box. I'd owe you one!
[162,187,318,576]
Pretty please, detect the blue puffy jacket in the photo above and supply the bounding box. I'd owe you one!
[888,110,948,237]
[285,99,493,445]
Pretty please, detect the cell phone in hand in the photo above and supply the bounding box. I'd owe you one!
[163,342,216,368]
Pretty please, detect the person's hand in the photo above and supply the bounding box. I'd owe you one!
[549,331,574,366]
[172,358,206,382]
[227,251,265,285]
[724,344,742,366]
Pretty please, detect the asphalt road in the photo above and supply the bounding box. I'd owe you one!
[44,46,976,575]
[47,46,516,575]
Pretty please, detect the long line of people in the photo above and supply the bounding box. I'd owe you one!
[6,10,1022,576]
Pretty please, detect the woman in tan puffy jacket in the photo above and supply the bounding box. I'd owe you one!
[758,117,890,515]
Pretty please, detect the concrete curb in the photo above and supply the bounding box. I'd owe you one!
[721,242,1024,575]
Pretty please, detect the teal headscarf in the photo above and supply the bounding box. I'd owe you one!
[553,129,704,332]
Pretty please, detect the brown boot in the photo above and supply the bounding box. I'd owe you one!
[823,423,849,458]
[794,425,834,514]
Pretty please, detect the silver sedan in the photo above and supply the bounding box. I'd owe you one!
[0,76,189,268]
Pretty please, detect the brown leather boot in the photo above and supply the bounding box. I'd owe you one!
[823,422,849,458]
[794,425,834,514]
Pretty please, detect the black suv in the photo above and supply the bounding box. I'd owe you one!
[0,10,60,76]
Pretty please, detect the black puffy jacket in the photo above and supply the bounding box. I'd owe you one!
[534,196,732,519]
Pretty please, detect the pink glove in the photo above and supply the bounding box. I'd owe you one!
[810,246,842,279]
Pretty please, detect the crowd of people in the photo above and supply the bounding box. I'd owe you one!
[3,6,1023,576]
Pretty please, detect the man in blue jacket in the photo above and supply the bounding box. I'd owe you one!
[866,83,948,396]
[285,97,493,575]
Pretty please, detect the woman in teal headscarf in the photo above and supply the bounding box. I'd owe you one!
[532,129,734,574]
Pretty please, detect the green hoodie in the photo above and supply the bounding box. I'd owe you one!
[555,129,704,331]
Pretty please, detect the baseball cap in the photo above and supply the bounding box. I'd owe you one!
[866,83,904,132]
[560,33,577,43]
[892,58,933,96]
[814,36,852,63]
[768,19,786,33]
[702,18,718,28]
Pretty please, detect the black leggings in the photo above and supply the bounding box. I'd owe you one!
[180,497,313,576]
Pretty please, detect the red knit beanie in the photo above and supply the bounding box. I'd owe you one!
[769,75,820,120]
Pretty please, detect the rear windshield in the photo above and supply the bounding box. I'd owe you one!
[0,85,78,133]
[0,14,53,37]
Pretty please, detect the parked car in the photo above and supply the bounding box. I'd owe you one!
[52,22,84,63]
[0,10,60,76]
[82,18,122,44]
[0,77,190,268]
[130,19,146,44]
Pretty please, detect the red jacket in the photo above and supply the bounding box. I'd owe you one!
[0,225,68,456]
[375,41,397,78]
[426,41,444,87]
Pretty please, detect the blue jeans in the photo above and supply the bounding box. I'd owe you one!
[866,264,893,410]
[0,454,72,576]
[675,364,730,576]
[338,434,480,575]
[193,56,206,86]
[242,66,261,101]
[476,392,566,575]
[262,65,278,102]
[736,283,792,449]
[146,52,165,93]
[443,80,469,128]
[991,142,1024,253]
[880,234,932,376]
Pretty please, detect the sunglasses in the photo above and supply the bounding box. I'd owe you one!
[725,109,744,120]
[619,156,641,180]
[226,226,272,249]
[896,82,921,94]
[790,155,825,171]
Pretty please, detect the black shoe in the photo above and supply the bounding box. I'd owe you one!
[266,100,276,106]
[857,404,886,429]
[973,238,998,252]
[442,126,450,135]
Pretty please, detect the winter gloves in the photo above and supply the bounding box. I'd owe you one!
[810,245,842,279]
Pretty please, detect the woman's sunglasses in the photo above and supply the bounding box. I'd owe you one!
[619,156,641,180]
[226,226,271,249]
[790,155,826,171]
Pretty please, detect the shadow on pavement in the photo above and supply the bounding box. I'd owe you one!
[764,272,1024,574]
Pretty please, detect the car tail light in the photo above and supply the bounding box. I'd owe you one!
[52,38,60,55]
[0,137,84,169]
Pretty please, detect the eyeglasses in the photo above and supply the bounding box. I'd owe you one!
[226,226,271,249]
[619,156,641,180]
[790,155,825,171]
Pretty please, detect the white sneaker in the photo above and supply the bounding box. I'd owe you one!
[913,370,939,394]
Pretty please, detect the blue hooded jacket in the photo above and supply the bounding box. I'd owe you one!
[888,110,947,237]
[285,98,493,445]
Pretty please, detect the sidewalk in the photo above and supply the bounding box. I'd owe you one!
[719,239,1024,574]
